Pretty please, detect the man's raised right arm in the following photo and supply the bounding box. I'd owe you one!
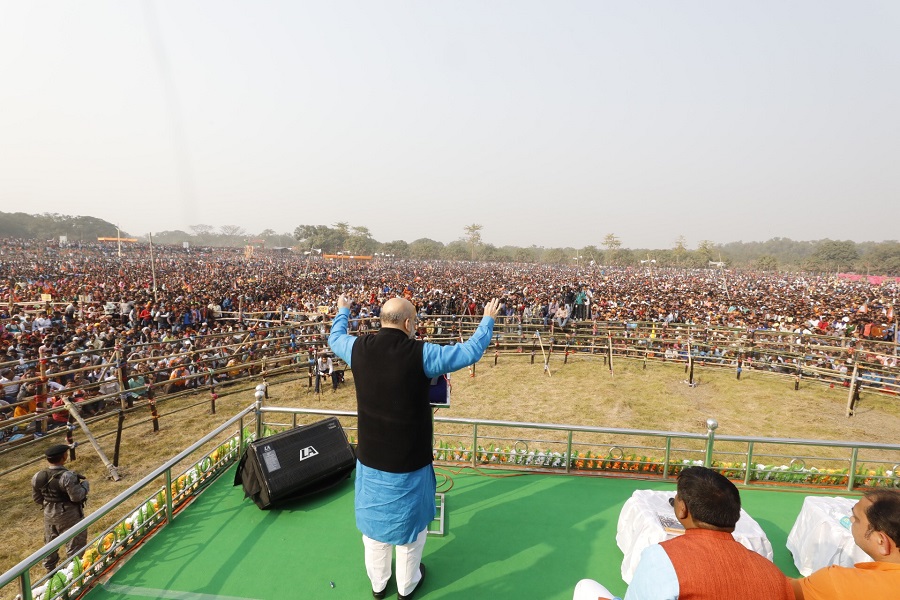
[327,294,355,367]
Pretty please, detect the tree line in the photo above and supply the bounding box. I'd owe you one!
[0,211,122,242]
[2,212,899,274]
[293,223,900,274]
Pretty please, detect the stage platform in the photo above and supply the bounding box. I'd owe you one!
[82,465,808,600]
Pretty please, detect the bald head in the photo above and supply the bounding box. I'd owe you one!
[381,298,417,337]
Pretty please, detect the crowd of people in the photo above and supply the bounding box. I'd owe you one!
[1,238,898,436]
[2,237,896,335]
[4,237,899,598]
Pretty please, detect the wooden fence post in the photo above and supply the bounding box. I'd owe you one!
[61,397,121,481]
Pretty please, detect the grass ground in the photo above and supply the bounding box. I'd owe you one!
[2,353,899,585]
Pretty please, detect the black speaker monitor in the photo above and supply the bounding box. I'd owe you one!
[234,417,355,509]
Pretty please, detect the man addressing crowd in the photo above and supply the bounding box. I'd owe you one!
[329,294,499,599]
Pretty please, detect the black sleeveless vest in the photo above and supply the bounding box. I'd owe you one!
[350,327,432,473]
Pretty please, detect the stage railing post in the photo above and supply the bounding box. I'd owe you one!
[744,441,755,485]
[704,418,718,467]
[255,406,263,440]
[662,437,671,480]
[848,447,859,492]
[19,569,32,600]
[255,387,265,440]
[471,423,478,468]
[164,468,174,523]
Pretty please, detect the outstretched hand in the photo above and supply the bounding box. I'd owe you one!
[482,298,501,320]
[337,294,353,310]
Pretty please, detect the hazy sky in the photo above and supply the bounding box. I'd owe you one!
[1,1,898,250]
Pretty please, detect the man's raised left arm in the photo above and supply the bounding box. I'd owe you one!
[423,299,500,378]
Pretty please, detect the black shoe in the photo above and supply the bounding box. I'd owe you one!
[372,587,386,599]
[398,564,426,600]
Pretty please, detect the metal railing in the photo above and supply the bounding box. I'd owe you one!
[259,407,900,491]
[5,402,899,600]
[0,406,255,600]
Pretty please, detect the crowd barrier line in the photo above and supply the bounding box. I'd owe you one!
[3,315,898,448]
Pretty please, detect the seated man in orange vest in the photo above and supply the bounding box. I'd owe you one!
[574,466,793,600]
[791,489,900,599]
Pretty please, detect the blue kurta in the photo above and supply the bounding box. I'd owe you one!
[354,461,436,544]
[329,308,495,544]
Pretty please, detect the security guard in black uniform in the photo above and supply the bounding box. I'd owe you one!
[31,444,89,571]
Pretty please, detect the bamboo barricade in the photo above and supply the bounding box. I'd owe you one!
[113,408,125,467]
[535,332,550,377]
[0,324,336,446]
[3,316,894,388]
[0,344,313,456]
[847,358,860,417]
[1,299,105,318]
[60,397,121,481]
[2,315,899,450]
[65,416,75,460]
[432,317,898,396]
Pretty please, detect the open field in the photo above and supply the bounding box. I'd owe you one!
[3,353,900,578]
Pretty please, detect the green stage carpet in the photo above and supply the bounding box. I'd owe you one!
[84,466,807,600]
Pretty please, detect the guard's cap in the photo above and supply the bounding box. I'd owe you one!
[45,444,69,459]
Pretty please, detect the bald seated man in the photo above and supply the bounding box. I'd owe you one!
[329,294,499,600]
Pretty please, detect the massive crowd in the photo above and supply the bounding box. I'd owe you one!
[1,238,897,333]
[1,238,898,436]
